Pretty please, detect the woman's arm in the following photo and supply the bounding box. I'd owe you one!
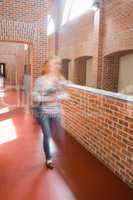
[56,79,71,101]
[32,78,44,103]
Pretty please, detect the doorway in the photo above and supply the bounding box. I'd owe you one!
[62,59,70,80]
[0,42,31,112]
[74,56,91,86]
[0,63,6,78]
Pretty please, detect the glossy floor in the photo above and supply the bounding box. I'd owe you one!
[0,91,133,200]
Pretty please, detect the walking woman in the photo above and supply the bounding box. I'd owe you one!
[33,56,69,169]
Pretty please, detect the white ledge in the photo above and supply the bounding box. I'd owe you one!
[65,83,133,103]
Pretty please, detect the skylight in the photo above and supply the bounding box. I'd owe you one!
[62,0,93,25]
[47,15,55,35]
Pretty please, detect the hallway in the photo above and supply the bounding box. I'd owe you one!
[0,91,133,200]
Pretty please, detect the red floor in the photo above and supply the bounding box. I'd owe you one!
[0,90,133,200]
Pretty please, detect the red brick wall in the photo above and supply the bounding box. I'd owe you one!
[103,0,133,55]
[59,12,94,59]
[0,0,48,84]
[101,0,133,91]
[62,85,133,188]
[48,34,55,57]
[49,0,133,91]
[0,42,26,86]
[48,0,133,188]
[48,11,97,85]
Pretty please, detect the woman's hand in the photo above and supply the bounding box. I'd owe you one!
[45,95,57,103]
[56,92,70,101]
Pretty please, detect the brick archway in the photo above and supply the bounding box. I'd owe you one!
[0,0,48,85]
[0,21,47,85]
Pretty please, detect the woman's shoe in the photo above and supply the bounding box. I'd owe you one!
[46,159,54,169]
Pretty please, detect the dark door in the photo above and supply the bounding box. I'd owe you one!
[0,63,6,77]
[62,59,70,79]
[74,58,87,85]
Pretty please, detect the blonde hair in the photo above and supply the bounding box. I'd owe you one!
[41,61,49,75]
[41,56,65,80]
[49,55,61,61]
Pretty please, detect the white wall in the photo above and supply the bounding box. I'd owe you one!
[118,53,133,95]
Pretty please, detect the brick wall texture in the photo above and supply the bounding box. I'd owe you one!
[49,0,133,92]
[0,0,48,84]
[49,0,133,187]
[62,86,133,188]
[0,42,25,86]
[0,0,132,189]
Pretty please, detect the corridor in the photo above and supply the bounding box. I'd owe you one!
[0,90,133,200]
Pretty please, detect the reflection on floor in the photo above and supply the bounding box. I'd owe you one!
[0,79,24,113]
[0,76,4,89]
[0,91,133,200]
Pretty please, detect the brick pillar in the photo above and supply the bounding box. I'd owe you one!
[54,0,64,56]
[55,31,59,56]
[32,1,48,83]
[97,0,105,88]
[92,0,105,88]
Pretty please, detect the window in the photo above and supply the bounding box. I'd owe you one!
[47,15,55,35]
[62,0,93,25]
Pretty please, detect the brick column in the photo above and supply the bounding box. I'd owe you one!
[97,0,105,88]
[92,0,105,88]
[32,0,48,83]
[54,0,64,55]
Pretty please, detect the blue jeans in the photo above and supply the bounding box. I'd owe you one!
[33,107,62,160]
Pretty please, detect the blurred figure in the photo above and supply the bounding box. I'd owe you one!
[33,56,69,169]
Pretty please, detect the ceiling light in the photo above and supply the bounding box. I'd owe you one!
[24,44,28,51]
[92,0,100,11]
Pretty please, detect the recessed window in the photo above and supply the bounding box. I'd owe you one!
[47,15,55,35]
[62,0,93,25]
